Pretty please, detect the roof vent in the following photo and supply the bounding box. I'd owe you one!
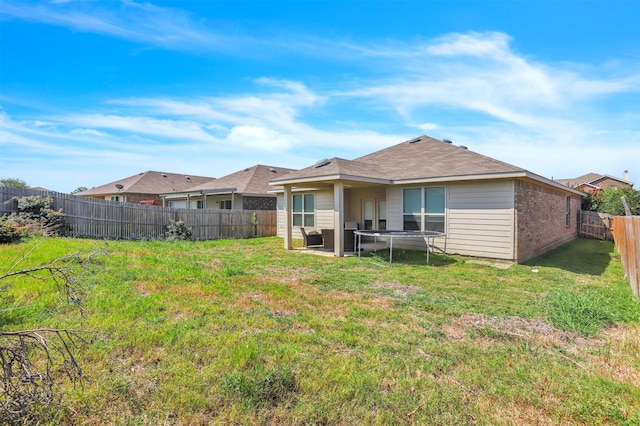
[407,137,421,144]
[443,139,453,144]
[243,168,250,172]
[161,174,168,178]
[269,167,277,173]
[314,158,331,168]
[458,145,468,150]
[115,184,124,190]
[185,176,191,182]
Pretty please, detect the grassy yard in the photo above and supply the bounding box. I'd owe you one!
[1,237,639,425]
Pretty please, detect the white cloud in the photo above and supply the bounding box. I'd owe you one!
[70,128,108,137]
[226,126,294,151]
[60,114,219,143]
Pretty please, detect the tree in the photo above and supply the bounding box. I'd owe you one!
[0,240,102,423]
[71,187,88,194]
[595,187,640,216]
[0,178,29,189]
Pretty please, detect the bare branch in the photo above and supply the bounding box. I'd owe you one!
[0,241,106,423]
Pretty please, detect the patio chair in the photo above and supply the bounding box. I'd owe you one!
[301,227,323,247]
[321,229,335,251]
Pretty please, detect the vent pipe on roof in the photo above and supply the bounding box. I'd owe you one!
[314,158,331,168]
[623,170,629,181]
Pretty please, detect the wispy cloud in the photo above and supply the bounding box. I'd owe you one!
[1,0,231,52]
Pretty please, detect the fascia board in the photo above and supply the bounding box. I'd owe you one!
[269,174,391,186]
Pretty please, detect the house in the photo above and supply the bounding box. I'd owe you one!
[160,165,295,210]
[269,135,585,263]
[77,171,214,205]
[556,171,633,194]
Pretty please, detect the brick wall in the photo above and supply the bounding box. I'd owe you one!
[125,193,162,205]
[514,179,581,262]
[242,196,277,211]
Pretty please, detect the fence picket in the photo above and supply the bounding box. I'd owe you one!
[0,188,277,241]
[612,216,640,299]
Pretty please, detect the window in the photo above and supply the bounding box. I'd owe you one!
[196,200,204,209]
[565,196,571,227]
[403,187,445,232]
[293,193,315,227]
[110,195,121,202]
[219,200,232,209]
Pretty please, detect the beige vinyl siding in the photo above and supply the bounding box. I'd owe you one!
[387,181,515,259]
[314,189,336,230]
[276,193,287,238]
[277,189,333,239]
[446,180,514,259]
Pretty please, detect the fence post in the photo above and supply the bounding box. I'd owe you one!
[120,203,125,240]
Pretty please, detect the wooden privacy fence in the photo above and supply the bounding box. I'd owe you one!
[579,210,613,240]
[611,216,640,299]
[1,188,277,240]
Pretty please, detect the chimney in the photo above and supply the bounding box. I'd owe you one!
[623,170,629,181]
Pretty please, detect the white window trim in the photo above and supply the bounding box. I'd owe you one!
[292,193,315,227]
[402,186,446,232]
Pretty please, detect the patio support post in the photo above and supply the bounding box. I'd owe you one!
[283,185,293,250]
[334,181,344,257]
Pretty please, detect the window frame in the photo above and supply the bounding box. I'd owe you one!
[402,186,446,232]
[292,193,315,227]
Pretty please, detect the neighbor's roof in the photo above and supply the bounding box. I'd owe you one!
[77,171,214,196]
[556,172,633,188]
[269,135,584,195]
[162,165,296,197]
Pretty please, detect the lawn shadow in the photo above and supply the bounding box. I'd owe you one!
[524,238,614,276]
[364,249,456,267]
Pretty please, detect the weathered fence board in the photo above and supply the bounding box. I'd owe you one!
[0,187,277,241]
[612,216,640,299]
[579,210,613,240]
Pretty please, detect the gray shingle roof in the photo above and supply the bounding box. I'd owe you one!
[270,135,525,184]
[77,171,214,196]
[172,165,296,196]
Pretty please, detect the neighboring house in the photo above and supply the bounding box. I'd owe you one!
[160,165,295,210]
[77,171,214,205]
[556,171,633,194]
[269,135,585,263]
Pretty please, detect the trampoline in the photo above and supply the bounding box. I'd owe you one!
[354,230,447,264]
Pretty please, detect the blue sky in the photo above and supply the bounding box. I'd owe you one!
[1,0,638,193]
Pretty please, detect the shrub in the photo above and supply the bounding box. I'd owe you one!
[14,195,66,236]
[165,220,193,241]
[0,215,25,244]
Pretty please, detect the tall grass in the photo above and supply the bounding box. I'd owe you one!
[1,237,639,424]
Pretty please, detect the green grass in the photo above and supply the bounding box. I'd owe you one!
[1,237,639,425]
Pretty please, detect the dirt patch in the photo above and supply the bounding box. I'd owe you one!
[442,314,640,385]
[372,280,421,298]
[443,313,588,346]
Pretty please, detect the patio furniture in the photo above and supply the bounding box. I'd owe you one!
[301,227,323,247]
[344,222,359,252]
[321,229,334,250]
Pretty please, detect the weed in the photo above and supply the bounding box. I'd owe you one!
[545,290,617,336]
[223,365,298,408]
